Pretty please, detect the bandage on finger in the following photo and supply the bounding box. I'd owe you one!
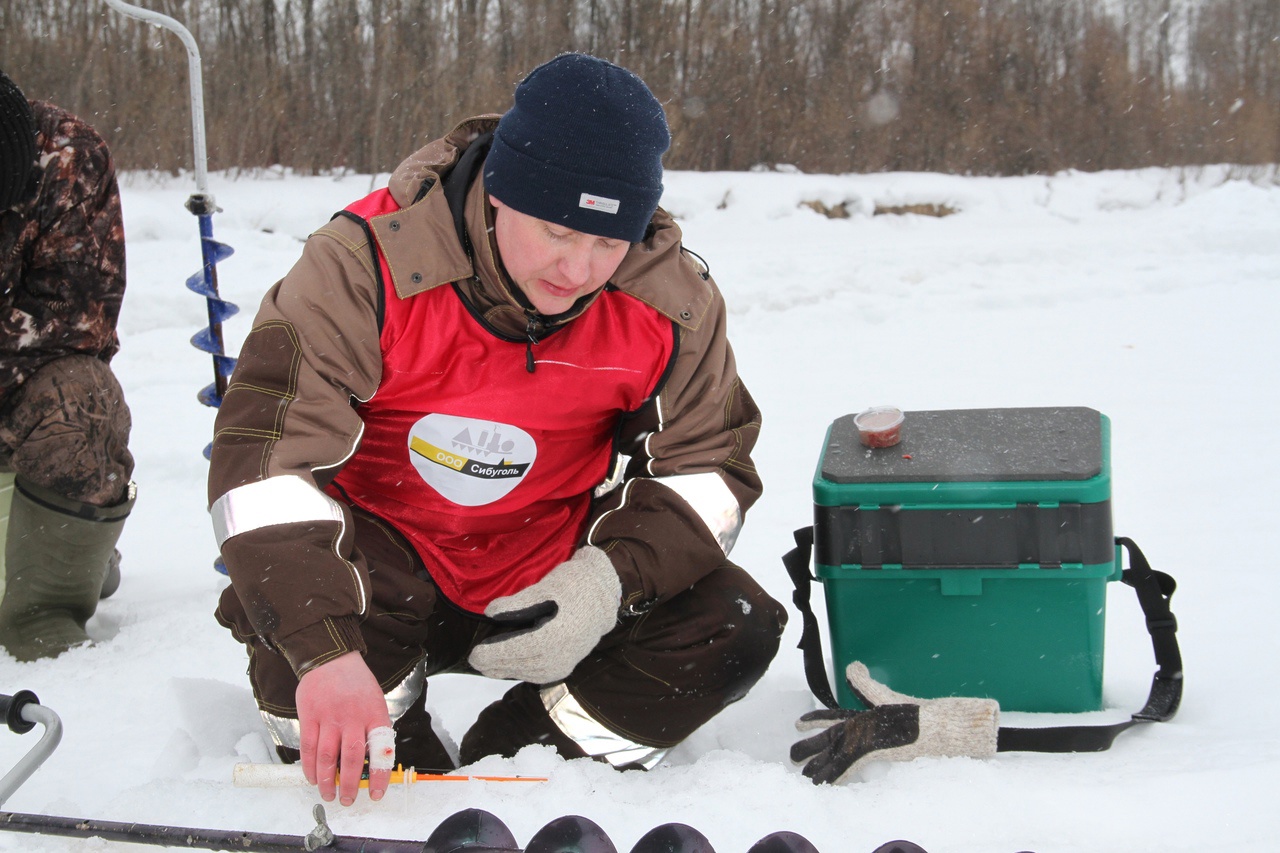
[367,725,397,772]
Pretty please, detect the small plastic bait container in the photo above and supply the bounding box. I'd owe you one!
[853,406,905,448]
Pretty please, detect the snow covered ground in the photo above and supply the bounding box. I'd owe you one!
[1,163,1277,852]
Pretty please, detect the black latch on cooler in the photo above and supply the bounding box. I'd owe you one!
[815,499,1114,569]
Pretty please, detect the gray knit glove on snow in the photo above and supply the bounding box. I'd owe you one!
[468,545,622,685]
[791,662,999,784]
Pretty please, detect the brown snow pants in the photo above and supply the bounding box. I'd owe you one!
[0,355,134,505]
[216,505,788,769]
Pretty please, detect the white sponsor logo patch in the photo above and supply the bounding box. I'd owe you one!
[579,193,620,214]
[407,413,536,506]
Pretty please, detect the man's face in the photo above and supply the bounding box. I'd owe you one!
[490,195,630,316]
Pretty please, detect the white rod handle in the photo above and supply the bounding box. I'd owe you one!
[232,763,311,788]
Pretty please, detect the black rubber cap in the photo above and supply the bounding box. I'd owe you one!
[1,690,40,734]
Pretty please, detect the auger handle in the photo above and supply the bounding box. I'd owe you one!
[102,0,210,197]
[0,692,63,807]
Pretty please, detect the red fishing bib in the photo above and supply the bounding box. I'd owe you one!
[329,189,673,612]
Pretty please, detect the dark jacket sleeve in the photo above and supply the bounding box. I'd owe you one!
[586,266,763,613]
[208,217,385,677]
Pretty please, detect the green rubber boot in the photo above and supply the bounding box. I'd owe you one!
[0,477,135,661]
[0,472,14,584]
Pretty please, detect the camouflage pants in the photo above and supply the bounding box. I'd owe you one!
[0,355,134,506]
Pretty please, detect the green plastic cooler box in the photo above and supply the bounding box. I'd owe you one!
[812,406,1122,713]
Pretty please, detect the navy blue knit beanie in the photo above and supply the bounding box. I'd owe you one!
[484,53,670,243]
[0,69,37,211]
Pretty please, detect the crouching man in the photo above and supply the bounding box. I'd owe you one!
[209,53,786,806]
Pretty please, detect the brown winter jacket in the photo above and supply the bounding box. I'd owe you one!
[0,101,125,409]
[209,116,762,677]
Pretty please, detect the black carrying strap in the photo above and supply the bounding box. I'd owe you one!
[783,529,1183,753]
[783,526,840,710]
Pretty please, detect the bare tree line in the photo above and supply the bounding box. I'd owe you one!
[2,0,1276,176]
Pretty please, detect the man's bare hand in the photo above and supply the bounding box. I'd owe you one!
[296,651,393,805]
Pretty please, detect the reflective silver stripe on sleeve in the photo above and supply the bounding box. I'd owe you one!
[652,471,742,556]
[635,387,741,555]
[592,452,631,499]
[260,657,428,752]
[586,479,635,546]
[643,396,666,477]
[210,475,347,549]
[260,710,301,752]
[539,683,669,770]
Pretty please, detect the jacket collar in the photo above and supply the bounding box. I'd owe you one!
[462,174,608,340]
[373,115,711,339]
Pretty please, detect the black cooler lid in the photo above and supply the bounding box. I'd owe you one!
[821,406,1103,484]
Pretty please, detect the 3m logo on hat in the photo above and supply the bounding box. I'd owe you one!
[579,193,620,214]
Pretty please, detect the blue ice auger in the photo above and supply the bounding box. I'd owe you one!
[186,198,238,441]
[103,0,238,459]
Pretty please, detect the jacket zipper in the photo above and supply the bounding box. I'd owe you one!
[524,315,544,373]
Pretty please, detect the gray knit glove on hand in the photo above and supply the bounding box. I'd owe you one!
[791,662,999,784]
[468,545,622,685]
